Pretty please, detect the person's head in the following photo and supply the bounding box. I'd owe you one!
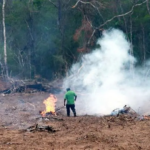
[66,88,70,91]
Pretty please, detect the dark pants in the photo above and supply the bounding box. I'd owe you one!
[66,104,76,117]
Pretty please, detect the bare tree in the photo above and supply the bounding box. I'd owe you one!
[72,0,147,45]
[2,0,8,77]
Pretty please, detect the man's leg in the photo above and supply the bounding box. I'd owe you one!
[66,104,70,117]
[70,104,76,117]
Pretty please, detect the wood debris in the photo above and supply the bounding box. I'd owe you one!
[26,124,57,132]
[36,116,64,122]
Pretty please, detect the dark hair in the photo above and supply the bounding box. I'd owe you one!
[66,88,70,91]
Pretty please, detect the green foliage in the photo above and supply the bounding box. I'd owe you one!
[0,0,150,79]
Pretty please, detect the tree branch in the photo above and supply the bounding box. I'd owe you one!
[72,0,104,9]
[72,0,80,8]
[74,0,147,29]
[49,0,58,8]
[73,0,147,47]
[99,0,147,28]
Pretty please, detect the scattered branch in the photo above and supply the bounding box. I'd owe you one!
[146,0,150,15]
[48,0,58,8]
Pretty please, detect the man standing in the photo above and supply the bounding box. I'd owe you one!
[64,88,77,117]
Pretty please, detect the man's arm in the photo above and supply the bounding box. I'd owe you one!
[64,93,67,106]
[74,95,77,101]
[64,99,66,106]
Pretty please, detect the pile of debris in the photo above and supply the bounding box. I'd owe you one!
[110,105,138,118]
[110,105,150,121]
[0,77,62,94]
[36,113,64,122]
[26,124,57,132]
[26,113,63,133]
[25,105,64,133]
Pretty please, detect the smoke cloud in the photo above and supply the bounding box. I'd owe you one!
[63,29,150,115]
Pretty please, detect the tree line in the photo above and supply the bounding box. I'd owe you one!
[0,0,150,80]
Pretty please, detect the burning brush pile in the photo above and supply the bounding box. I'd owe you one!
[39,94,57,117]
[27,94,63,133]
[38,94,64,121]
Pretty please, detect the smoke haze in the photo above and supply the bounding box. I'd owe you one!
[63,29,150,115]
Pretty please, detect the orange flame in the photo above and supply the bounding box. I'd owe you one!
[41,94,57,116]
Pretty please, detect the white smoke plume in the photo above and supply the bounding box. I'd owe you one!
[63,29,150,115]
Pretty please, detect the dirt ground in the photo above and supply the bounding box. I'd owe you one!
[0,92,150,150]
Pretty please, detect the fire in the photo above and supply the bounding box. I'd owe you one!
[41,94,57,116]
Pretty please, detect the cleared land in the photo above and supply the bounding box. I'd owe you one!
[0,92,149,150]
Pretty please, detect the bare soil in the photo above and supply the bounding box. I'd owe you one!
[0,92,150,150]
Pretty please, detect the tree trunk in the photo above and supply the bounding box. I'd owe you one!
[129,14,134,76]
[141,24,146,64]
[2,0,8,78]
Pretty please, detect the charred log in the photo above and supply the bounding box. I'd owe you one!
[26,124,57,132]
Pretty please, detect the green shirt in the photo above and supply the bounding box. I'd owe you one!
[64,91,76,104]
